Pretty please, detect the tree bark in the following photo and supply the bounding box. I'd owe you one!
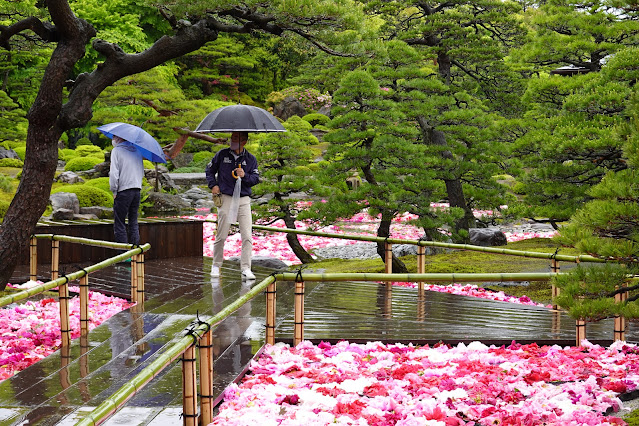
[0,4,285,288]
[375,211,408,273]
[417,117,476,241]
[282,205,315,264]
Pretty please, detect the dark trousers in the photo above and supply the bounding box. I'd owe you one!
[113,188,141,245]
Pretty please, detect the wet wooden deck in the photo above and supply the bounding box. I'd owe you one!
[2,257,638,425]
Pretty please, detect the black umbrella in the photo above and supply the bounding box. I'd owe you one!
[195,104,286,133]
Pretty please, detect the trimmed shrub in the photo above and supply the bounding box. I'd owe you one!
[64,156,103,172]
[51,184,114,207]
[266,86,331,111]
[76,144,105,160]
[84,177,111,193]
[12,146,25,160]
[0,174,13,192]
[0,200,9,221]
[60,148,77,161]
[75,137,93,146]
[302,113,330,127]
[0,158,23,168]
[143,160,155,169]
[193,151,216,164]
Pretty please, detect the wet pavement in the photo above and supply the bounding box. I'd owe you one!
[2,257,639,425]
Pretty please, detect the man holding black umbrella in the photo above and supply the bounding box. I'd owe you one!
[206,131,260,280]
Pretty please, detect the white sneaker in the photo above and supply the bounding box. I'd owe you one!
[242,269,255,280]
[211,266,220,277]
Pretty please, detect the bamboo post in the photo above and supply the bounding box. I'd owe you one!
[137,253,145,308]
[59,278,71,347]
[79,274,89,336]
[29,236,37,281]
[182,345,198,426]
[384,241,392,274]
[551,259,560,309]
[79,334,91,401]
[417,245,425,274]
[614,287,628,341]
[417,286,425,322]
[130,255,138,303]
[59,343,72,405]
[294,280,305,346]
[551,310,561,336]
[51,239,60,281]
[576,319,587,346]
[265,282,276,345]
[199,329,214,425]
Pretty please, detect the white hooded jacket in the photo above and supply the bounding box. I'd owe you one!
[109,139,144,194]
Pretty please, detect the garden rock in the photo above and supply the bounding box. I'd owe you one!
[145,169,179,192]
[171,153,194,169]
[55,171,84,184]
[180,186,215,209]
[80,206,113,219]
[50,192,80,215]
[52,208,75,220]
[144,192,193,214]
[469,228,507,247]
[273,96,307,121]
[0,147,19,160]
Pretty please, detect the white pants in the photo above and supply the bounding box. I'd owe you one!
[213,194,253,270]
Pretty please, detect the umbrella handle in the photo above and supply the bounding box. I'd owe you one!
[232,163,242,179]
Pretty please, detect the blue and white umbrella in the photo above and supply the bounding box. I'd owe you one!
[98,122,167,163]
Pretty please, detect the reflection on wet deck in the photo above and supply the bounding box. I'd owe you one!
[2,257,637,425]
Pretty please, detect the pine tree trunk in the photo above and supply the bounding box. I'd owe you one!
[282,209,315,264]
[375,211,408,273]
[417,118,476,242]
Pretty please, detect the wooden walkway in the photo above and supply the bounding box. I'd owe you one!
[1,257,638,425]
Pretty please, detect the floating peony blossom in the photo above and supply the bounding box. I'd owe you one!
[0,283,133,382]
[210,340,635,425]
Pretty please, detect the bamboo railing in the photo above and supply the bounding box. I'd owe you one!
[2,235,150,347]
[74,223,636,425]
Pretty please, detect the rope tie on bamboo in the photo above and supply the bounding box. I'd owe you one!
[79,268,89,278]
[184,319,204,348]
[194,312,212,349]
[179,413,199,420]
[550,248,559,260]
[294,266,307,283]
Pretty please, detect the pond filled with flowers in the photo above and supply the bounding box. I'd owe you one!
[211,339,635,425]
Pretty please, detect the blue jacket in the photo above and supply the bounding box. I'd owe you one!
[205,148,260,197]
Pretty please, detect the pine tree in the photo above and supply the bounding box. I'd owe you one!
[252,116,319,264]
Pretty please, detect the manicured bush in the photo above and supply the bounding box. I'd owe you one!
[143,160,155,169]
[75,144,105,161]
[193,151,216,164]
[302,113,330,127]
[75,137,93,146]
[51,184,113,207]
[0,200,9,221]
[64,156,103,172]
[0,158,23,168]
[0,174,13,192]
[12,146,25,160]
[84,177,111,194]
[60,148,77,161]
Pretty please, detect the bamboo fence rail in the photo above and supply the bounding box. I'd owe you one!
[74,275,277,426]
[2,236,150,349]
